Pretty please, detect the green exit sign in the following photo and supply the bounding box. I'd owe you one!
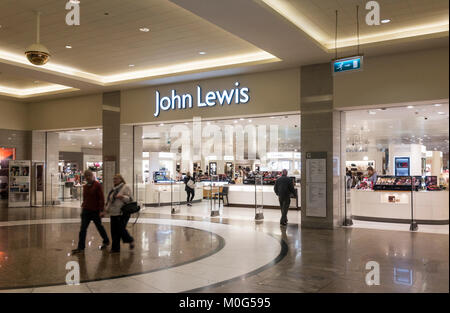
[333,56,363,74]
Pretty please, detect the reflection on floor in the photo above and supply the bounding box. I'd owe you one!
[0,203,448,293]
[352,220,449,235]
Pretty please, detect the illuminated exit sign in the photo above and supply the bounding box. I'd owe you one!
[333,56,363,74]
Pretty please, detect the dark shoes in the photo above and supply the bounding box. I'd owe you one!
[110,249,120,254]
[71,248,84,255]
[129,241,135,250]
[100,241,110,250]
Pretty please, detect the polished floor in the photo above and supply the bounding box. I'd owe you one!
[0,202,448,293]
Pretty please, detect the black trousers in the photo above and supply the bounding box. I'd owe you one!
[279,196,290,224]
[186,188,195,203]
[110,213,134,251]
[77,210,109,250]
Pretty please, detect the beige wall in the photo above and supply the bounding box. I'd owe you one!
[0,99,28,130]
[334,47,449,109]
[1,47,447,131]
[121,68,301,124]
[26,94,102,131]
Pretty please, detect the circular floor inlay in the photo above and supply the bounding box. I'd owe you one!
[0,222,224,290]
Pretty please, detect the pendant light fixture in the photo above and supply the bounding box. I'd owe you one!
[25,11,51,66]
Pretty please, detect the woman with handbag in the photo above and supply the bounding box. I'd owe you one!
[105,174,135,253]
[183,172,195,206]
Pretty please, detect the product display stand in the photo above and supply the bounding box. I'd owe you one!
[254,175,264,221]
[170,178,179,214]
[409,176,419,231]
[343,176,353,226]
[210,176,220,217]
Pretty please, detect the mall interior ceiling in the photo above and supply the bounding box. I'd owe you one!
[0,0,448,101]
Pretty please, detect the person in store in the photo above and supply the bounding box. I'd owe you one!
[71,170,110,254]
[367,166,378,185]
[346,168,352,189]
[105,174,135,253]
[183,172,195,206]
[274,169,296,226]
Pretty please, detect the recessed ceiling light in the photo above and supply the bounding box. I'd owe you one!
[234,120,238,123]
[381,19,391,24]
[88,142,92,145]
[70,0,80,4]
[81,129,85,132]
[128,64,135,67]
[65,45,72,49]
[139,27,150,32]
[368,110,376,115]
[434,103,442,107]
[199,51,206,55]
[438,112,445,115]
[407,106,414,109]
[239,118,245,120]
[248,119,252,123]
[159,123,164,126]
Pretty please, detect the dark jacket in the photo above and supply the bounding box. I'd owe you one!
[82,180,105,212]
[274,175,295,199]
[183,176,195,191]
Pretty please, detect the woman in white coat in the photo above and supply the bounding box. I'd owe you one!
[105,174,135,253]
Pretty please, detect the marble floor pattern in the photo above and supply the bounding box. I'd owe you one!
[0,204,448,293]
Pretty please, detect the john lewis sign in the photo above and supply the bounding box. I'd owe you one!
[154,82,250,117]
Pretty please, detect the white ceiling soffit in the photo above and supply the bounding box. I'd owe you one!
[0,0,279,99]
[257,0,449,50]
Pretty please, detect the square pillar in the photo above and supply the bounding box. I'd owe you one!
[300,63,345,229]
[102,91,141,198]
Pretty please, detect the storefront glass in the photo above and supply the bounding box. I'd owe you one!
[136,114,301,209]
[344,103,449,224]
[45,128,103,206]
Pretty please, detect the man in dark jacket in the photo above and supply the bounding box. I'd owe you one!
[183,172,195,206]
[274,169,295,226]
[72,170,110,254]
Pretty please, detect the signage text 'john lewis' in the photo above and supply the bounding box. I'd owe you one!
[154,82,250,117]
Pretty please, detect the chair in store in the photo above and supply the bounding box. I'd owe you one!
[213,186,229,207]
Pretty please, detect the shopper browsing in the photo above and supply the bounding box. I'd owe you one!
[367,166,378,186]
[184,172,195,206]
[274,169,296,226]
[105,174,135,253]
[71,170,110,254]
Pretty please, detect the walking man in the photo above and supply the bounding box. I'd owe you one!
[274,169,295,226]
[72,170,110,254]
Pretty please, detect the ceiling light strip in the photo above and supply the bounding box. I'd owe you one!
[260,0,449,51]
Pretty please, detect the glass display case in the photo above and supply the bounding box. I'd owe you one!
[373,175,440,191]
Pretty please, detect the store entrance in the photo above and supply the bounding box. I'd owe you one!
[344,102,449,229]
[137,114,302,221]
[48,128,103,207]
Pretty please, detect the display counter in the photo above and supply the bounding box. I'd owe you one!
[350,189,449,224]
[227,184,300,209]
[143,182,203,206]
